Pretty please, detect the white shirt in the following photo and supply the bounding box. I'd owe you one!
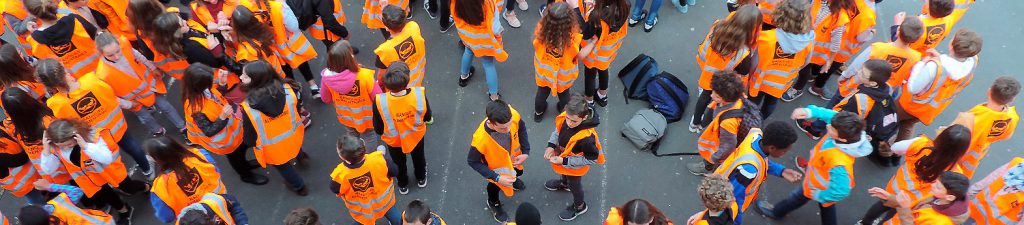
[905,54,976,95]
[39,136,114,177]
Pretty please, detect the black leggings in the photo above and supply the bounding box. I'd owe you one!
[584,67,609,98]
[793,62,844,90]
[691,89,713,126]
[281,62,315,83]
[562,175,584,206]
[80,178,148,210]
[387,140,427,188]
[225,142,258,179]
[748,92,779,119]
[535,86,571,114]
[486,169,523,203]
[860,200,897,224]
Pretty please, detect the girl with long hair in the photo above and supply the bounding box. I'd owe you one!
[1,88,59,187]
[238,60,309,196]
[237,0,319,98]
[606,199,673,225]
[581,0,630,107]
[149,11,246,103]
[126,0,195,79]
[319,41,383,149]
[532,2,584,122]
[181,63,267,185]
[689,5,761,132]
[23,0,100,78]
[452,0,507,101]
[144,136,230,223]
[861,122,972,224]
[785,0,858,101]
[0,89,45,205]
[0,45,46,103]
[226,6,287,79]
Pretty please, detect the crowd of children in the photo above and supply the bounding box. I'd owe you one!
[0,0,1018,224]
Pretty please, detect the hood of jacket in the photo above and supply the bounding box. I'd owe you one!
[776,30,815,54]
[31,16,80,46]
[576,107,601,130]
[834,132,872,158]
[322,69,358,94]
[247,91,286,117]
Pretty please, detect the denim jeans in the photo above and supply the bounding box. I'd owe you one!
[351,204,402,225]
[273,162,305,191]
[222,194,250,225]
[460,48,499,94]
[117,134,150,172]
[770,188,838,225]
[24,189,45,205]
[133,94,186,134]
[631,0,663,24]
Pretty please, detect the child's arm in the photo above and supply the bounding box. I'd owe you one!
[150,193,177,223]
[906,60,939,95]
[839,46,873,81]
[813,166,852,203]
[889,138,920,156]
[46,184,85,204]
[710,118,740,163]
[803,105,839,123]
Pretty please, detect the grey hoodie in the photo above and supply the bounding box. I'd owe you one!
[776,30,816,54]
[834,132,873,158]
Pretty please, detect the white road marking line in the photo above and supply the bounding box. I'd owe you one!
[437,87,466,211]
[599,105,611,219]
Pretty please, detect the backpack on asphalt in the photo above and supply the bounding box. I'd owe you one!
[618,54,659,103]
[646,72,690,123]
[621,109,694,156]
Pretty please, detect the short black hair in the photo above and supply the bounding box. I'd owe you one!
[337,132,366,162]
[178,209,215,225]
[486,100,513,124]
[990,76,1021,105]
[382,61,411,92]
[564,92,590,117]
[927,0,955,18]
[382,5,407,32]
[711,70,744,102]
[18,205,51,225]
[762,121,797,149]
[939,171,970,201]
[898,16,924,43]
[403,200,432,223]
[830,111,865,142]
[864,59,893,85]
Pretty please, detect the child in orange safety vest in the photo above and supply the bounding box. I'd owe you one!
[23,0,100,79]
[967,157,1024,225]
[690,6,759,131]
[532,2,585,123]
[894,28,982,142]
[144,136,228,223]
[17,182,115,225]
[374,5,427,88]
[755,111,871,225]
[0,117,45,205]
[580,0,629,108]
[781,0,859,102]
[921,0,972,26]
[902,0,957,54]
[402,200,448,225]
[868,171,971,225]
[321,40,384,149]
[468,100,530,222]
[329,132,401,225]
[0,45,47,104]
[452,0,507,101]
[747,0,814,119]
[174,192,249,225]
[542,93,604,221]
[688,71,759,176]
[372,62,432,195]
[837,15,923,103]
[686,174,736,225]
[957,76,1019,179]
[606,199,674,225]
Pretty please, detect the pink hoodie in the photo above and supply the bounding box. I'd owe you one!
[319,68,383,104]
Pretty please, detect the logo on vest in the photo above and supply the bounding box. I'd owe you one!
[925,24,946,45]
[350,171,374,192]
[48,42,78,57]
[886,55,908,72]
[546,46,565,59]
[176,167,205,197]
[988,119,1011,138]
[774,43,795,59]
[345,80,362,97]
[396,37,417,61]
[71,92,101,118]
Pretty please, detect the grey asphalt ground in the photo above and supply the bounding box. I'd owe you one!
[2,0,1021,224]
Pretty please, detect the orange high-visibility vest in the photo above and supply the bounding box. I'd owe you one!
[758,0,781,25]
[470,105,523,197]
[835,0,876,63]
[884,197,958,225]
[175,193,237,225]
[533,28,582,95]
[140,36,190,80]
[27,18,99,79]
[7,117,70,184]
[802,138,856,207]
[909,16,954,53]
[362,0,409,29]
[696,21,751,90]
[713,128,767,212]
[329,151,397,225]
[49,193,116,225]
[86,0,133,40]
[833,94,877,120]
[309,0,347,41]
[451,0,508,62]
[152,148,226,214]
[245,0,317,68]
[838,42,922,98]
[808,0,852,65]
[921,0,972,25]
[897,57,976,125]
[697,101,743,162]
[375,87,428,153]
[970,157,1024,225]
[0,81,49,117]
[884,136,963,204]
[50,129,128,197]
[240,84,304,167]
[184,88,244,155]
[330,68,377,133]
[189,0,240,29]
[582,19,628,70]
[96,36,167,112]
[0,127,40,197]
[0,0,32,49]
[230,40,287,77]
[551,112,605,176]
[374,21,427,87]
[749,29,813,98]
[959,104,1018,178]
[46,74,128,142]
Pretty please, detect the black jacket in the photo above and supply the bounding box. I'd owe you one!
[548,108,601,166]
[287,0,348,39]
[30,15,97,46]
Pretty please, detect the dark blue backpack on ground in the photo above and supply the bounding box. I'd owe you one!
[618,54,659,103]
[646,72,690,123]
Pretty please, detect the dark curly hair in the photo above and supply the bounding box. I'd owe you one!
[536,2,579,56]
[710,70,744,102]
[762,121,797,149]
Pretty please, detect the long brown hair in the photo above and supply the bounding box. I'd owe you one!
[126,0,165,39]
[828,0,858,17]
[231,6,277,58]
[23,0,59,21]
[617,199,671,225]
[710,5,762,57]
[773,0,812,34]
[589,0,630,31]
[152,12,187,59]
[181,63,216,112]
[144,136,207,177]
[45,119,94,144]
[537,2,578,54]
[2,88,52,143]
[242,61,287,102]
[914,124,971,183]
[0,45,36,88]
[453,0,485,25]
[326,41,360,73]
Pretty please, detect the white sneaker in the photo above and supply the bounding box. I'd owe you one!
[516,0,528,11]
[503,11,521,28]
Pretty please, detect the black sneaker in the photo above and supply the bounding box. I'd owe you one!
[595,95,609,107]
[240,173,269,185]
[794,119,823,140]
[310,85,321,99]
[179,128,194,146]
[406,8,414,19]
[512,179,526,191]
[459,66,475,87]
[488,200,510,222]
[116,205,134,225]
[538,3,546,16]
[558,203,588,221]
[533,112,544,123]
[440,17,454,33]
[544,179,569,191]
[417,177,427,188]
[399,186,410,195]
[424,1,437,19]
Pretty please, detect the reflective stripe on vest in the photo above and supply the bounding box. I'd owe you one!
[246,85,302,147]
[50,194,115,225]
[377,88,426,140]
[0,164,38,196]
[343,183,396,218]
[908,63,974,108]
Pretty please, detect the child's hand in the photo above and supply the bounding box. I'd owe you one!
[33,179,51,191]
[893,12,906,25]
[868,187,892,201]
[687,211,703,225]
[895,191,913,208]
[781,169,802,183]
[791,108,809,120]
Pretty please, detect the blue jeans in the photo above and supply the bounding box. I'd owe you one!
[133,94,186,134]
[221,194,249,225]
[770,188,838,225]
[631,0,663,24]
[24,189,45,205]
[117,134,150,172]
[273,162,305,191]
[460,47,499,94]
[351,205,402,225]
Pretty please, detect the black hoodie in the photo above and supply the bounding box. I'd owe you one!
[547,108,601,167]
[30,15,97,46]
